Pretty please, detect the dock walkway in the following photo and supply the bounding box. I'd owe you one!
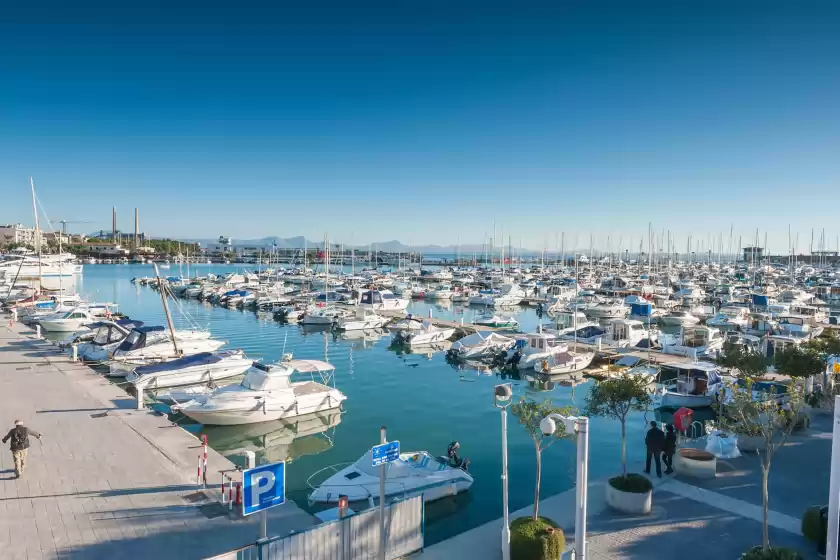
[0,319,315,559]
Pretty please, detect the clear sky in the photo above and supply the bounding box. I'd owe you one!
[1,1,838,253]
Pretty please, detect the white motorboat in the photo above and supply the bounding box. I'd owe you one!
[582,299,628,319]
[108,326,226,374]
[358,289,410,311]
[659,310,700,327]
[447,331,516,361]
[473,314,519,329]
[533,350,595,375]
[660,326,724,359]
[508,332,569,371]
[490,284,526,307]
[706,306,750,330]
[126,349,253,389]
[174,359,346,426]
[334,307,389,331]
[308,448,473,504]
[64,319,142,356]
[776,314,823,340]
[37,306,117,333]
[84,326,211,362]
[656,362,724,408]
[301,305,347,326]
[392,321,455,346]
[423,285,453,300]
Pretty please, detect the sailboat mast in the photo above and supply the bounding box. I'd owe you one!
[154,263,180,356]
[30,177,42,293]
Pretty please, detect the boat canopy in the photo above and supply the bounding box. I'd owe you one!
[453,331,514,350]
[117,326,166,352]
[286,359,335,373]
[241,362,295,390]
[135,351,239,375]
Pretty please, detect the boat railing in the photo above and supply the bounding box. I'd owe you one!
[306,462,355,491]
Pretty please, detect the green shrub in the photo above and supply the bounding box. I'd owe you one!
[510,516,565,560]
[801,505,826,544]
[608,474,652,494]
[740,546,804,560]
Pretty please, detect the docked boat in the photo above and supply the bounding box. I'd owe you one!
[533,349,595,375]
[174,358,347,426]
[657,362,724,408]
[473,314,519,329]
[392,321,455,346]
[447,331,516,361]
[490,283,526,307]
[658,310,700,327]
[358,289,410,311]
[308,447,473,504]
[37,305,117,333]
[65,319,142,357]
[334,307,389,331]
[660,326,724,359]
[706,305,750,331]
[508,332,569,371]
[108,326,226,373]
[423,285,453,300]
[126,349,253,389]
[301,305,348,326]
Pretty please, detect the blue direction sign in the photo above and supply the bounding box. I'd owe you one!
[372,440,400,466]
[242,461,286,516]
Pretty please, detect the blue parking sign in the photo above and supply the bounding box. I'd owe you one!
[242,461,286,516]
[372,441,400,466]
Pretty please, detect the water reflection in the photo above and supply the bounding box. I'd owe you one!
[200,410,342,467]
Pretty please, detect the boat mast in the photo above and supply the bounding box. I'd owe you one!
[30,177,42,293]
[154,263,180,356]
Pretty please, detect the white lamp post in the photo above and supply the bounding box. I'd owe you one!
[540,413,590,560]
[494,383,514,560]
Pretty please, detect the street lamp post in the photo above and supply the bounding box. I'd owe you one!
[540,413,590,560]
[494,383,514,560]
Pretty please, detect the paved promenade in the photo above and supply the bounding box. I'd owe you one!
[0,319,315,559]
[419,418,828,560]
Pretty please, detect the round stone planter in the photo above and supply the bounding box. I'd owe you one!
[736,434,766,453]
[605,479,652,514]
[674,448,717,479]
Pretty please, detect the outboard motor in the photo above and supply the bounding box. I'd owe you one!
[507,349,522,368]
[446,441,469,471]
[491,350,508,369]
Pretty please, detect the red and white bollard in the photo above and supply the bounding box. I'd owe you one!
[196,455,202,485]
[202,435,208,487]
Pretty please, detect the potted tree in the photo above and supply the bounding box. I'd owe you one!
[722,377,806,553]
[509,398,569,560]
[583,373,653,514]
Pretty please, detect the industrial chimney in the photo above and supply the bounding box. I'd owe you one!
[134,208,139,250]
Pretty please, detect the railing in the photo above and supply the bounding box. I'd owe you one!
[210,495,424,560]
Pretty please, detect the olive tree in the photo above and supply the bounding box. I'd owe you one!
[510,398,574,520]
[582,373,651,477]
[722,377,805,551]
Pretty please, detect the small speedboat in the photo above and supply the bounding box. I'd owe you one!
[392,321,455,346]
[334,307,389,331]
[447,332,516,361]
[473,314,519,329]
[533,350,595,375]
[308,445,473,504]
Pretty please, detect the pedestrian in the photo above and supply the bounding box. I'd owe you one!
[644,420,664,478]
[2,420,42,478]
[662,424,677,474]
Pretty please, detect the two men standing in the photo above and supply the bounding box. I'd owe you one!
[2,420,42,478]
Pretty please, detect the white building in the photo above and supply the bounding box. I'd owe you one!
[0,223,46,247]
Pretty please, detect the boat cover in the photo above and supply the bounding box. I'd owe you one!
[135,350,239,375]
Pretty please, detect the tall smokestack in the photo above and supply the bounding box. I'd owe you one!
[134,208,139,250]
[112,206,116,242]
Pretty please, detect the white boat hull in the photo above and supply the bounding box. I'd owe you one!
[127,358,253,390]
[179,388,346,426]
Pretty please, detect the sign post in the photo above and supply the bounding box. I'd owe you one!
[371,429,400,560]
[242,460,286,544]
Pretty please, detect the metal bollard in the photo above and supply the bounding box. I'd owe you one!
[136,384,145,410]
[12,307,18,322]
[35,324,41,338]
[72,344,78,362]
[221,474,228,505]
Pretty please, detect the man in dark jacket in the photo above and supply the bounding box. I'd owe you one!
[2,420,42,478]
[662,424,677,474]
[644,420,664,478]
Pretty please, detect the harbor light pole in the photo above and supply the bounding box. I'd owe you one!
[540,413,590,560]
[826,395,840,559]
[494,383,513,560]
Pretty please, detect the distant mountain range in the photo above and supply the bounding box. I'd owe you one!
[181,236,538,255]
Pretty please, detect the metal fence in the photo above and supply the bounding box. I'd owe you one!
[209,496,423,560]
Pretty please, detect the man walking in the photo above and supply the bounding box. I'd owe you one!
[644,420,664,478]
[2,420,42,478]
[662,424,677,474]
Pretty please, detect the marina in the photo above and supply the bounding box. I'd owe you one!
[4,251,840,554]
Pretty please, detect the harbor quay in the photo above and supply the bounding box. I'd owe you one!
[419,419,827,560]
[0,319,315,560]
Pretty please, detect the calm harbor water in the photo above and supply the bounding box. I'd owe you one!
[73,264,660,544]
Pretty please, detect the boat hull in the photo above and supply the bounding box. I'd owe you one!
[180,391,346,426]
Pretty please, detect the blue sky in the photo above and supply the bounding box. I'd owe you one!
[1,2,838,252]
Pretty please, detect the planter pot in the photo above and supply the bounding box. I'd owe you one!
[674,448,716,479]
[736,434,766,453]
[605,480,652,514]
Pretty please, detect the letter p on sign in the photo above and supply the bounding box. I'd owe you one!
[242,461,285,516]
